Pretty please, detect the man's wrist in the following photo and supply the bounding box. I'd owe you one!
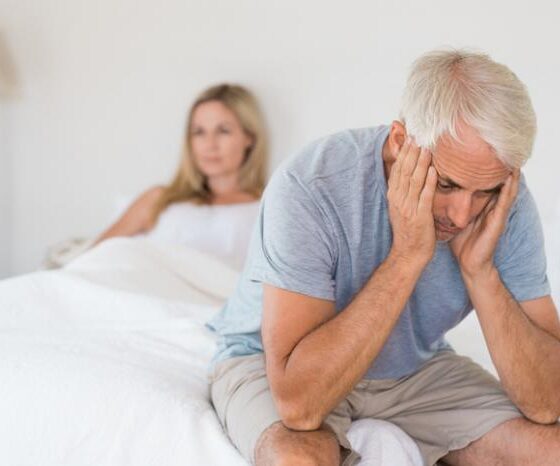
[461,264,500,290]
[386,248,429,277]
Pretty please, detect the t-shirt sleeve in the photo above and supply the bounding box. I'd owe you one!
[249,169,337,301]
[494,183,551,302]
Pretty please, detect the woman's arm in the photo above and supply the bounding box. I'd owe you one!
[92,186,165,246]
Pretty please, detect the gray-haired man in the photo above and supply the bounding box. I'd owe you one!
[208,49,560,465]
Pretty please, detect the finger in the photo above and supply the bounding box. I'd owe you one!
[389,138,410,182]
[394,137,412,166]
[473,200,493,231]
[472,190,499,231]
[407,148,431,201]
[395,142,422,204]
[389,138,418,202]
[494,173,517,218]
[418,165,437,213]
[483,191,500,216]
[477,175,513,235]
[400,140,422,178]
[496,170,520,225]
[508,169,520,204]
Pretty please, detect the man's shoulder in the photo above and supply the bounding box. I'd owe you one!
[276,125,389,185]
[493,174,551,302]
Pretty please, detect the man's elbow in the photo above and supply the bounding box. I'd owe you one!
[275,397,324,432]
[522,405,560,425]
[281,412,324,432]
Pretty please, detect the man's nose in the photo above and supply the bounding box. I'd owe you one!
[447,192,473,229]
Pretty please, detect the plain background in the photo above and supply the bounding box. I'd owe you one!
[1,0,559,281]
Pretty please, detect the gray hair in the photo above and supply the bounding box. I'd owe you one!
[399,49,536,169]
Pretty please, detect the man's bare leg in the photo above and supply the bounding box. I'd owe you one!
[255,421,341,466]
[442,418,560,466]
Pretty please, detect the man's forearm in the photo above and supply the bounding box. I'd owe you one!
[464,268,560,423]
[277,252,425,430]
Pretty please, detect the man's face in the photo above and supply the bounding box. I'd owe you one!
[431,123,512,241]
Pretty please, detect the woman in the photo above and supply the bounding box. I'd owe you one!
[94,83,268,270]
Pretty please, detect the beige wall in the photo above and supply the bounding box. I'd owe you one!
[1,0,559,280]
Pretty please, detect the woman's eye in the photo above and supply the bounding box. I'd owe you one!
[218,128,230,134]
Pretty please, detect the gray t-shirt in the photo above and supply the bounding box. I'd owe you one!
[208,125,550,379]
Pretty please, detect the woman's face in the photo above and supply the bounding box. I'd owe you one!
[189,100,253,179]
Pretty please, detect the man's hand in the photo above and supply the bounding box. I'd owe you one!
[449,169,560,423]
[450,170,520,278]
[387,138,437,268]
[264,138,441,428]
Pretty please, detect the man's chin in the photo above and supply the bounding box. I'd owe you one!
[435,228,460,242]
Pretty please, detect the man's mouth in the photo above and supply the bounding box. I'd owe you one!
[435,220,461,235]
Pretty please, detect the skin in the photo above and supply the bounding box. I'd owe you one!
[189,100,254,204]
[94,100,255,245]
[256,121,560,465]
[382,120,511,242]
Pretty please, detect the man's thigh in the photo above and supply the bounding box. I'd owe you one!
[356,351,523,466]
[209,353,359,465]
[210,354,281,463]
[210,351,525,466]
[442,417,560,466]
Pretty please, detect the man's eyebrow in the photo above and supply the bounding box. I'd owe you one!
[431,165,504,193]
[431,165,464,188]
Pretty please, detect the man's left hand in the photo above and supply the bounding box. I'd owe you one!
[450,170,520,278]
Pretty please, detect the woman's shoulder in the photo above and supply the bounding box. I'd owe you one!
[129,185,166,226]
[94,185,166,243]
[127,185,164,213]
[139,185,166,204]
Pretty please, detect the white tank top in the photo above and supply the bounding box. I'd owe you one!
[141,201,260,271]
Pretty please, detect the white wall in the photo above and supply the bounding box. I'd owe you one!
[0,105,12,279]
[1,0,559,284]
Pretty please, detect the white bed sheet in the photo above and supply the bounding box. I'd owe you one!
[0,238,247,466]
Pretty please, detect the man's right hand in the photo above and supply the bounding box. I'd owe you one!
[387,137,437,269]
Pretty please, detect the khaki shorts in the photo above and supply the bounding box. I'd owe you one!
[209,350,522,466]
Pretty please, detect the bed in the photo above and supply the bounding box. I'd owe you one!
[1,217,558,465]
[1,239,252,465]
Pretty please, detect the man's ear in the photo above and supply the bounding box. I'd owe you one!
[388,121,407,161]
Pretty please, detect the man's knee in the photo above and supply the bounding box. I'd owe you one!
[255,421,341,466]
[444,418,560,466]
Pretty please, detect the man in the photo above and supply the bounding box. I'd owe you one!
[208,49,560,465]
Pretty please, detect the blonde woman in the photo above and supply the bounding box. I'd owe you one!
[94,84,268,270]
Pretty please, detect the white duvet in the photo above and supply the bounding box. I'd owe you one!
[0,238,422,466]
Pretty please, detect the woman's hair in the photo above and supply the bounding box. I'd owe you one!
[151,83,268,224]
[399,49,536,169]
